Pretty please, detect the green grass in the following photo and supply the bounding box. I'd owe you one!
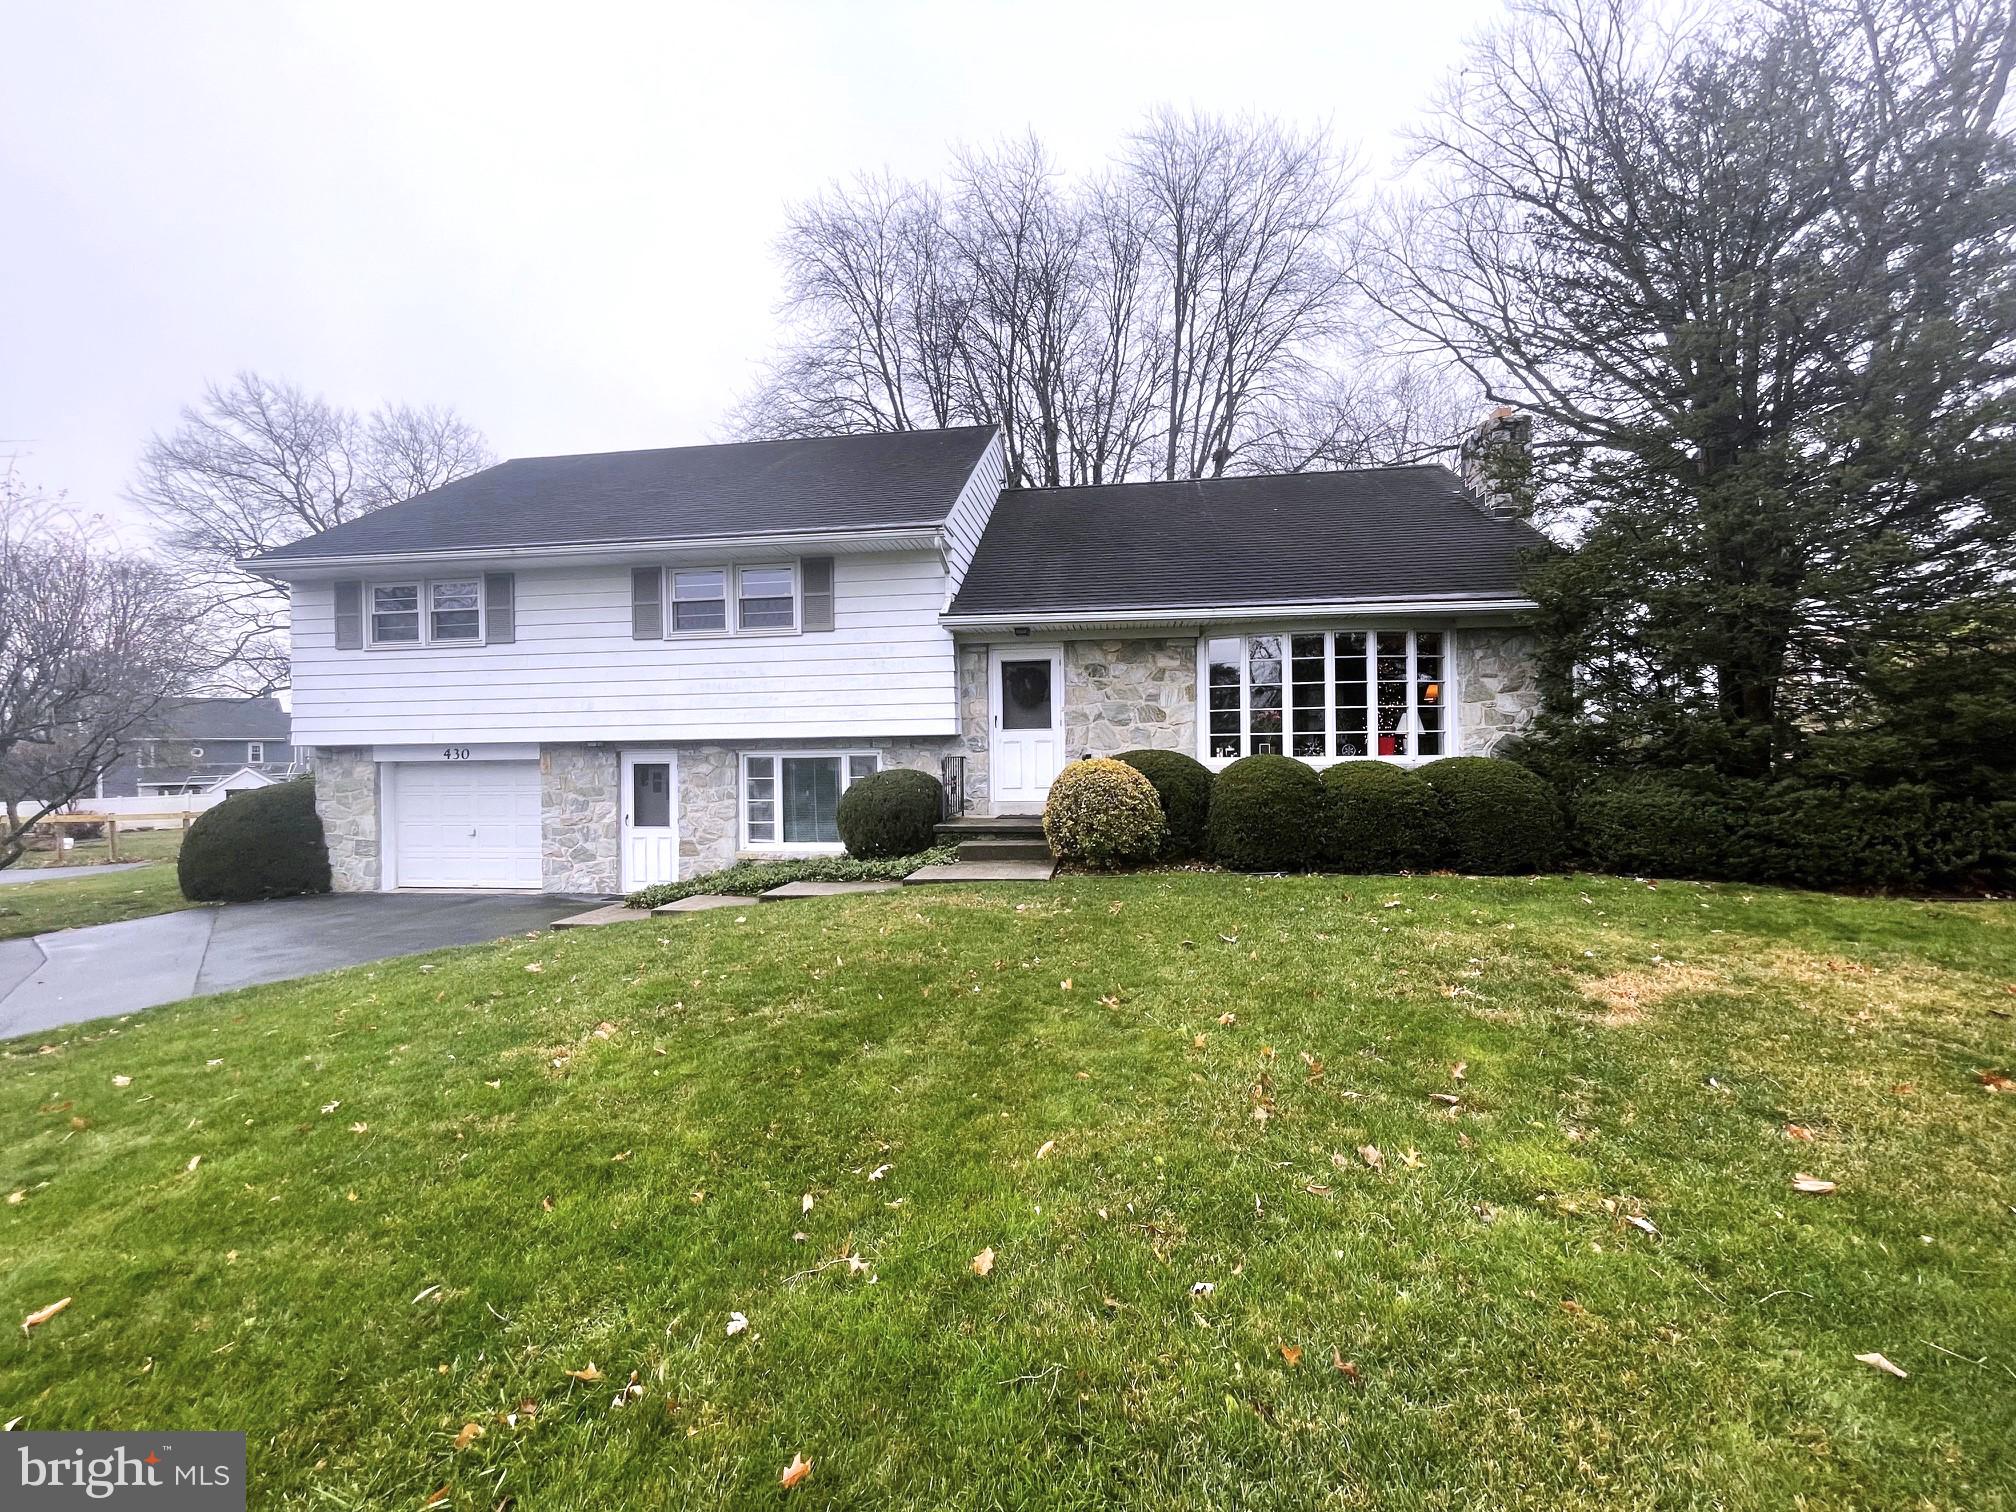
[3,874,2013,1509]
[0,861,198,941]
[11,827,187,869]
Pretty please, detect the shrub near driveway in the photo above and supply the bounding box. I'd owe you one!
[3,875,2012,1508]
[177,778,331,902]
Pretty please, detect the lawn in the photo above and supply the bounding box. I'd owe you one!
[3,874,2012,1509]
[0,861,197,942]
[11,826,188,869]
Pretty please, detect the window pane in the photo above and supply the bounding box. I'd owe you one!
[1375,630,1410,757]
[1291,633,1326,757]
[745,757,776,842]
[1333,632,1368,756]
[739,567,796,629]
[673,599,726,631]
[781,756,843,843]
[430,579,482,641]
[1207,638,1243,757]
[631,761,671,828]
[1247,636,1283,753]
[847,755,880,784]
[1415,630,1444,755]
[672,570,726,632]
[372,584,419,643]
[999,659,1052,730]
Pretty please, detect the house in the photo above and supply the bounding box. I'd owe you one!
[247,417,1544,895]
[95,696,300,798]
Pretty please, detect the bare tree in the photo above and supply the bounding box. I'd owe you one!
[127,373,493,691]
[734,110,1453,485]
[0,472,196,868]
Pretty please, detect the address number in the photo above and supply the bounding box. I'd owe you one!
[442,747,472,761]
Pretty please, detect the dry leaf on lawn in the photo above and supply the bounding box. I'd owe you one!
[6,1191,22,1206]
[111,1075,131,1088]
[1358,1145,1384,1171]
[453,1422,484,1450]
[970,1247,996,1277]
[726,1312,749,1336]
[1429,1092,1462,1106]
[1785,1124,1815,1141]
[411,1284,442,1304]
[1034,1140,1056,1160]
[422,1485,451,1508]
[1450,1061,1467,1081]
[1217,1012,1236,1026]
[1332,1349,1361,1382]
[565,1363,603,1382]
[185,1156,201,1173]
[780,1453,812,1489]
[1193,1033,1208,1049]
[1791,1173,1838,1194]
[1280,1345,1302,1367]
[867,1164,890,1181]
[1976,1069,2014,1092]
[801,1192,814,1213]
[1855,1350,1908,1378]
[1625,1214,1659,1237]
[21,1297,71,1332]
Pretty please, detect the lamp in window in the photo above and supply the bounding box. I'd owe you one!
[1421,681,1441,705]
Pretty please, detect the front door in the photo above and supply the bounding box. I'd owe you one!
[620,751,679,892]
[989,646,1063,810]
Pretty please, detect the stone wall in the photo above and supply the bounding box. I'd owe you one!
[675,738,960,878]
[313,747,380,892]
[541,745,621,893]
[955,645,991,815]
[1060,638,1197,762]
[1455,628,1541,755]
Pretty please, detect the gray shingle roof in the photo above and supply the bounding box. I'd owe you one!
[154,697,291,741]
[945,465,1547,617]
[251,426,1000,563]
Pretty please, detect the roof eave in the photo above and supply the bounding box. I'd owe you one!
[940,594,1539,632]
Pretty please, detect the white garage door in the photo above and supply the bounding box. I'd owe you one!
[391,761,542,889]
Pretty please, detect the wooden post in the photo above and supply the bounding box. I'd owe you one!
[107,818,119,862]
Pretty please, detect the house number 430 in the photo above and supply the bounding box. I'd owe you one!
[441,747,472,760]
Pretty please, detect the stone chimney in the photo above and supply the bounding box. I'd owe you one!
[1458,406,1533,520]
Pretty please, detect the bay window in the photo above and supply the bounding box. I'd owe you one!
[1206,630,1448,761]
[742,752,880,849]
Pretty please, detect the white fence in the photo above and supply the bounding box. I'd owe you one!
[65,793,230,828]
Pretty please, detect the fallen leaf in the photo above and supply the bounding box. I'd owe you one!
[185,1155,201,1173]
[801,1192,814,1213]
[453,1422,484,1450]
[1217,1012,1236,1026]
[1280,1344,1302,1367]
[1625,1214,1659,1237]
[1193,1033,1208,1049]
[971,1247,996,1277]
[1450,1061,1467,1081]
[1855,1350,1908,1379]
[726,1312,749,1336]
[867,1164,890,1181]
[1429,1092,1462,1106]
[1060,978,1072,991]
[1785,1124,1815,1141]
[422,1485,451,1509]
[111,1075,131,1088]
[610,1150,630,1163]
[1559,1299,1587,1316]
[524,963,544,974]
[6,1191,22,1206]
[1791,1173,1838,1195]
[1034,1140,1056,1160]
[539,1196,553,1213]
[321,1101,340,1115]
[1357,1145,1384,1171]
[1332,1349,1361,1381]
[21,1297,71,1332]
[1397,1148,1423,1169]
[565,1363,603,1382]
[780,1453,812,1490]
[1977,1069,2014,1093]
[350,1122,369,1135]
[412,1284,442,1304]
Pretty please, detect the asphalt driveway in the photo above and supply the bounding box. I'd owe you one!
[0,891,594,1040]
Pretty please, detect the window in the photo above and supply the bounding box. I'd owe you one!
[742,752,879,848]
[248,742,265,765]
[737,565,797,631]
[1206,629,1450,762]
[138,741,157,768]
[670,569,727,632]
[429,579,482,641]
[371,584,420,643]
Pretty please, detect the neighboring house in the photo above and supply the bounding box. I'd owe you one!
[247,418,1544,895]
[95,697,300,799]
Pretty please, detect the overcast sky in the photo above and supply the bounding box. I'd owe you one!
[2,0,1504,537]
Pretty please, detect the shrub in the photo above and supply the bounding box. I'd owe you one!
[1574,774,1744,880]
[178,777,331,902]
[625,845,955,910]
[1114,748,1213,857]
[1206,754,1323,871]
[1417,757,1567,874]
[835,767,944,859]
[1322,762,1448,873]
[1731,783,1991,891]
[1043,759,1168,868]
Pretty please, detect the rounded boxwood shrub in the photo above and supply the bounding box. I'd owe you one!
[1322,762,1448,873]
[835,767,944,859]
[1115,748,1213,858]
[1417,756,1567,874]
[178,777,332,902]
[1043,758,1168,868]
[1206,754,1323,871]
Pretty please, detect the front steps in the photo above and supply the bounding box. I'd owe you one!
[910,813,1056,883]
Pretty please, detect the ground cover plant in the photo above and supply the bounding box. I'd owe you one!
[3,874,2013,1508]
[625,845,954,909]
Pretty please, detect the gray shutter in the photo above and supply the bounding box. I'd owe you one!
[333,579,363,649]
[483,573,515,644]
[631,567,663,639]
[801,556,834,632]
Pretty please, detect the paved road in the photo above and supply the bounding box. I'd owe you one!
[0,891,594,1040]
[0,862,149,886]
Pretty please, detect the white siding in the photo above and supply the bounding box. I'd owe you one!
[290,550,957,745]
[941,432,1006,607]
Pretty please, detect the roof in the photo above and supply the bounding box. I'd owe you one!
[152,697,291,741]
[250,426,1000,564]
[945,465,1548,618]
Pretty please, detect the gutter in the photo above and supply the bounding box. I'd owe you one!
[939,595,1539,630]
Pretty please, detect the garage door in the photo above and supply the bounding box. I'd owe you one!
[391,761,541,889]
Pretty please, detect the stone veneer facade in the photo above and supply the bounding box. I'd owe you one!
[1452,627,1541,755]
[542,745,621,894]
[313,747,381,892]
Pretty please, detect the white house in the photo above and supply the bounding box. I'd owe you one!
[249,419,1544,895]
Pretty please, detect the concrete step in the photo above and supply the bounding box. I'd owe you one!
[757,880,903,900]
[904,859,1057,884]
[551,904,653,929]
[651,894,759,915]
[958,838,1053,863]
[934,815,1046,842]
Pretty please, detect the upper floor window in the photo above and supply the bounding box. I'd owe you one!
[737,565,797,631]
[1206,630,1446,761]
[671,569,727,632]
[248,742,264,765]
[370,579,483,646]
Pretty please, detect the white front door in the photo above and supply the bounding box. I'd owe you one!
[989,645,1064,810]
[620,751,680,893]
[390,760,542,889]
